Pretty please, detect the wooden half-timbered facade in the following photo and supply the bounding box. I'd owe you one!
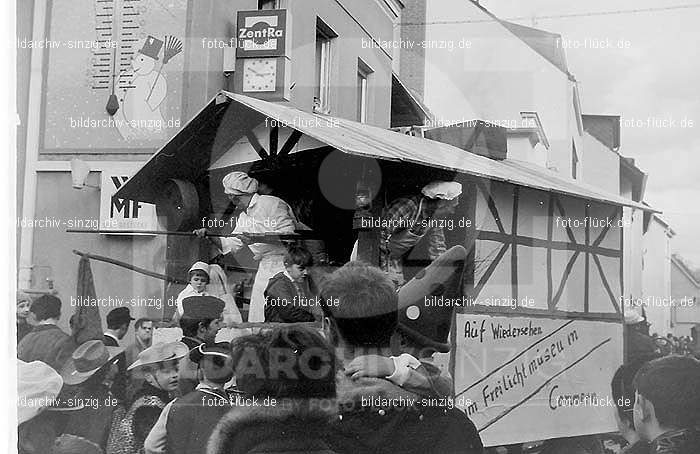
[462,177,623,320]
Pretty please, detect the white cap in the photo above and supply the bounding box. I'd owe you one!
[189,261,210,276]
[421,181,462,200]
[222,171,258,196]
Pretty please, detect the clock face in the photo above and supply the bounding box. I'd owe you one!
[242,58,277,92]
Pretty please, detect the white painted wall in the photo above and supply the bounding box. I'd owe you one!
[642,217,674,335]
[671,261,700,337]
[412,0,581,175]
[506,135,547,167]
[581,132,619,194]
[621,176,644,309]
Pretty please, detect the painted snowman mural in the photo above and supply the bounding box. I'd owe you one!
[117,35,181,141]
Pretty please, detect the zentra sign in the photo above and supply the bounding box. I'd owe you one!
[236,10,290,58]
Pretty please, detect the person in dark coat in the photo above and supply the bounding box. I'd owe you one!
[18,295,75,372]
[633,355,700,454]
[207,326,339,454]
[103,307,134,347]
[125,318,153,401]
[60,340,124,451]
[103,307,133,404]
[624,311,659,364]
[263,244,320,323]
[177,295,225,396]
[319,262,483,454]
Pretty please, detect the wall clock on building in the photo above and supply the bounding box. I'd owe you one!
[242,58,277,92]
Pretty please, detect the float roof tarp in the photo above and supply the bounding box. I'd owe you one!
[115,91,655,212]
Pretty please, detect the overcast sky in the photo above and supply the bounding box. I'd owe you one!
[480,0,700,266]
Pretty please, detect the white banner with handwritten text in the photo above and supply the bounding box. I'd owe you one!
[454,314,622,446]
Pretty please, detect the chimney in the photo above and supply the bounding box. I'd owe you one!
[399,0,427,99]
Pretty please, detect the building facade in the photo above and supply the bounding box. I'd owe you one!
[670,255,700,337]
[17,0,403,329]
[642,215,675,335]
[399,0,584,179]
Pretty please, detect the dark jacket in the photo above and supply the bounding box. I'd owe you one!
[125,339,149,402]
[101,334,129,403]
[62,384,122,450]
[626,329,660,363]
[103,334,120,347]
[263,272,318,323]
[207,397,338,454]
[18,410,66,454]
[18,324,75,372]
[17,321,32,344]
[166,387,233,454]
[324,372,483,454]
[178,336,203,396]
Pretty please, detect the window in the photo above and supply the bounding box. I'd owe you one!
[572,140,578,179]
[314,19,336,113]
[357,59,373,123]
[258,0,277,10]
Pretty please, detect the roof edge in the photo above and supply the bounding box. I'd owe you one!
[671,255,700,288]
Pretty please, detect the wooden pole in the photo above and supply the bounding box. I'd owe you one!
[66,229,319,241]
[154,320,322,329]
[72,249,188,284]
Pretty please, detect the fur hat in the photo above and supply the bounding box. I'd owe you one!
[207,398,336,454]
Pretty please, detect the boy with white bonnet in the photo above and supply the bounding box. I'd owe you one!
[172,261,210,322]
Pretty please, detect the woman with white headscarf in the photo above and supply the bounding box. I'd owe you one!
[194,171,298,322]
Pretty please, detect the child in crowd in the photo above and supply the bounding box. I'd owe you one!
[172,262,210,323]
[144,342,235,454]
[343,246,467,398]
[107,342,188,454]
[264,244,321,323]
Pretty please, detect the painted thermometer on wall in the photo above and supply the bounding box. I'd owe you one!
[91,0,144,114]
